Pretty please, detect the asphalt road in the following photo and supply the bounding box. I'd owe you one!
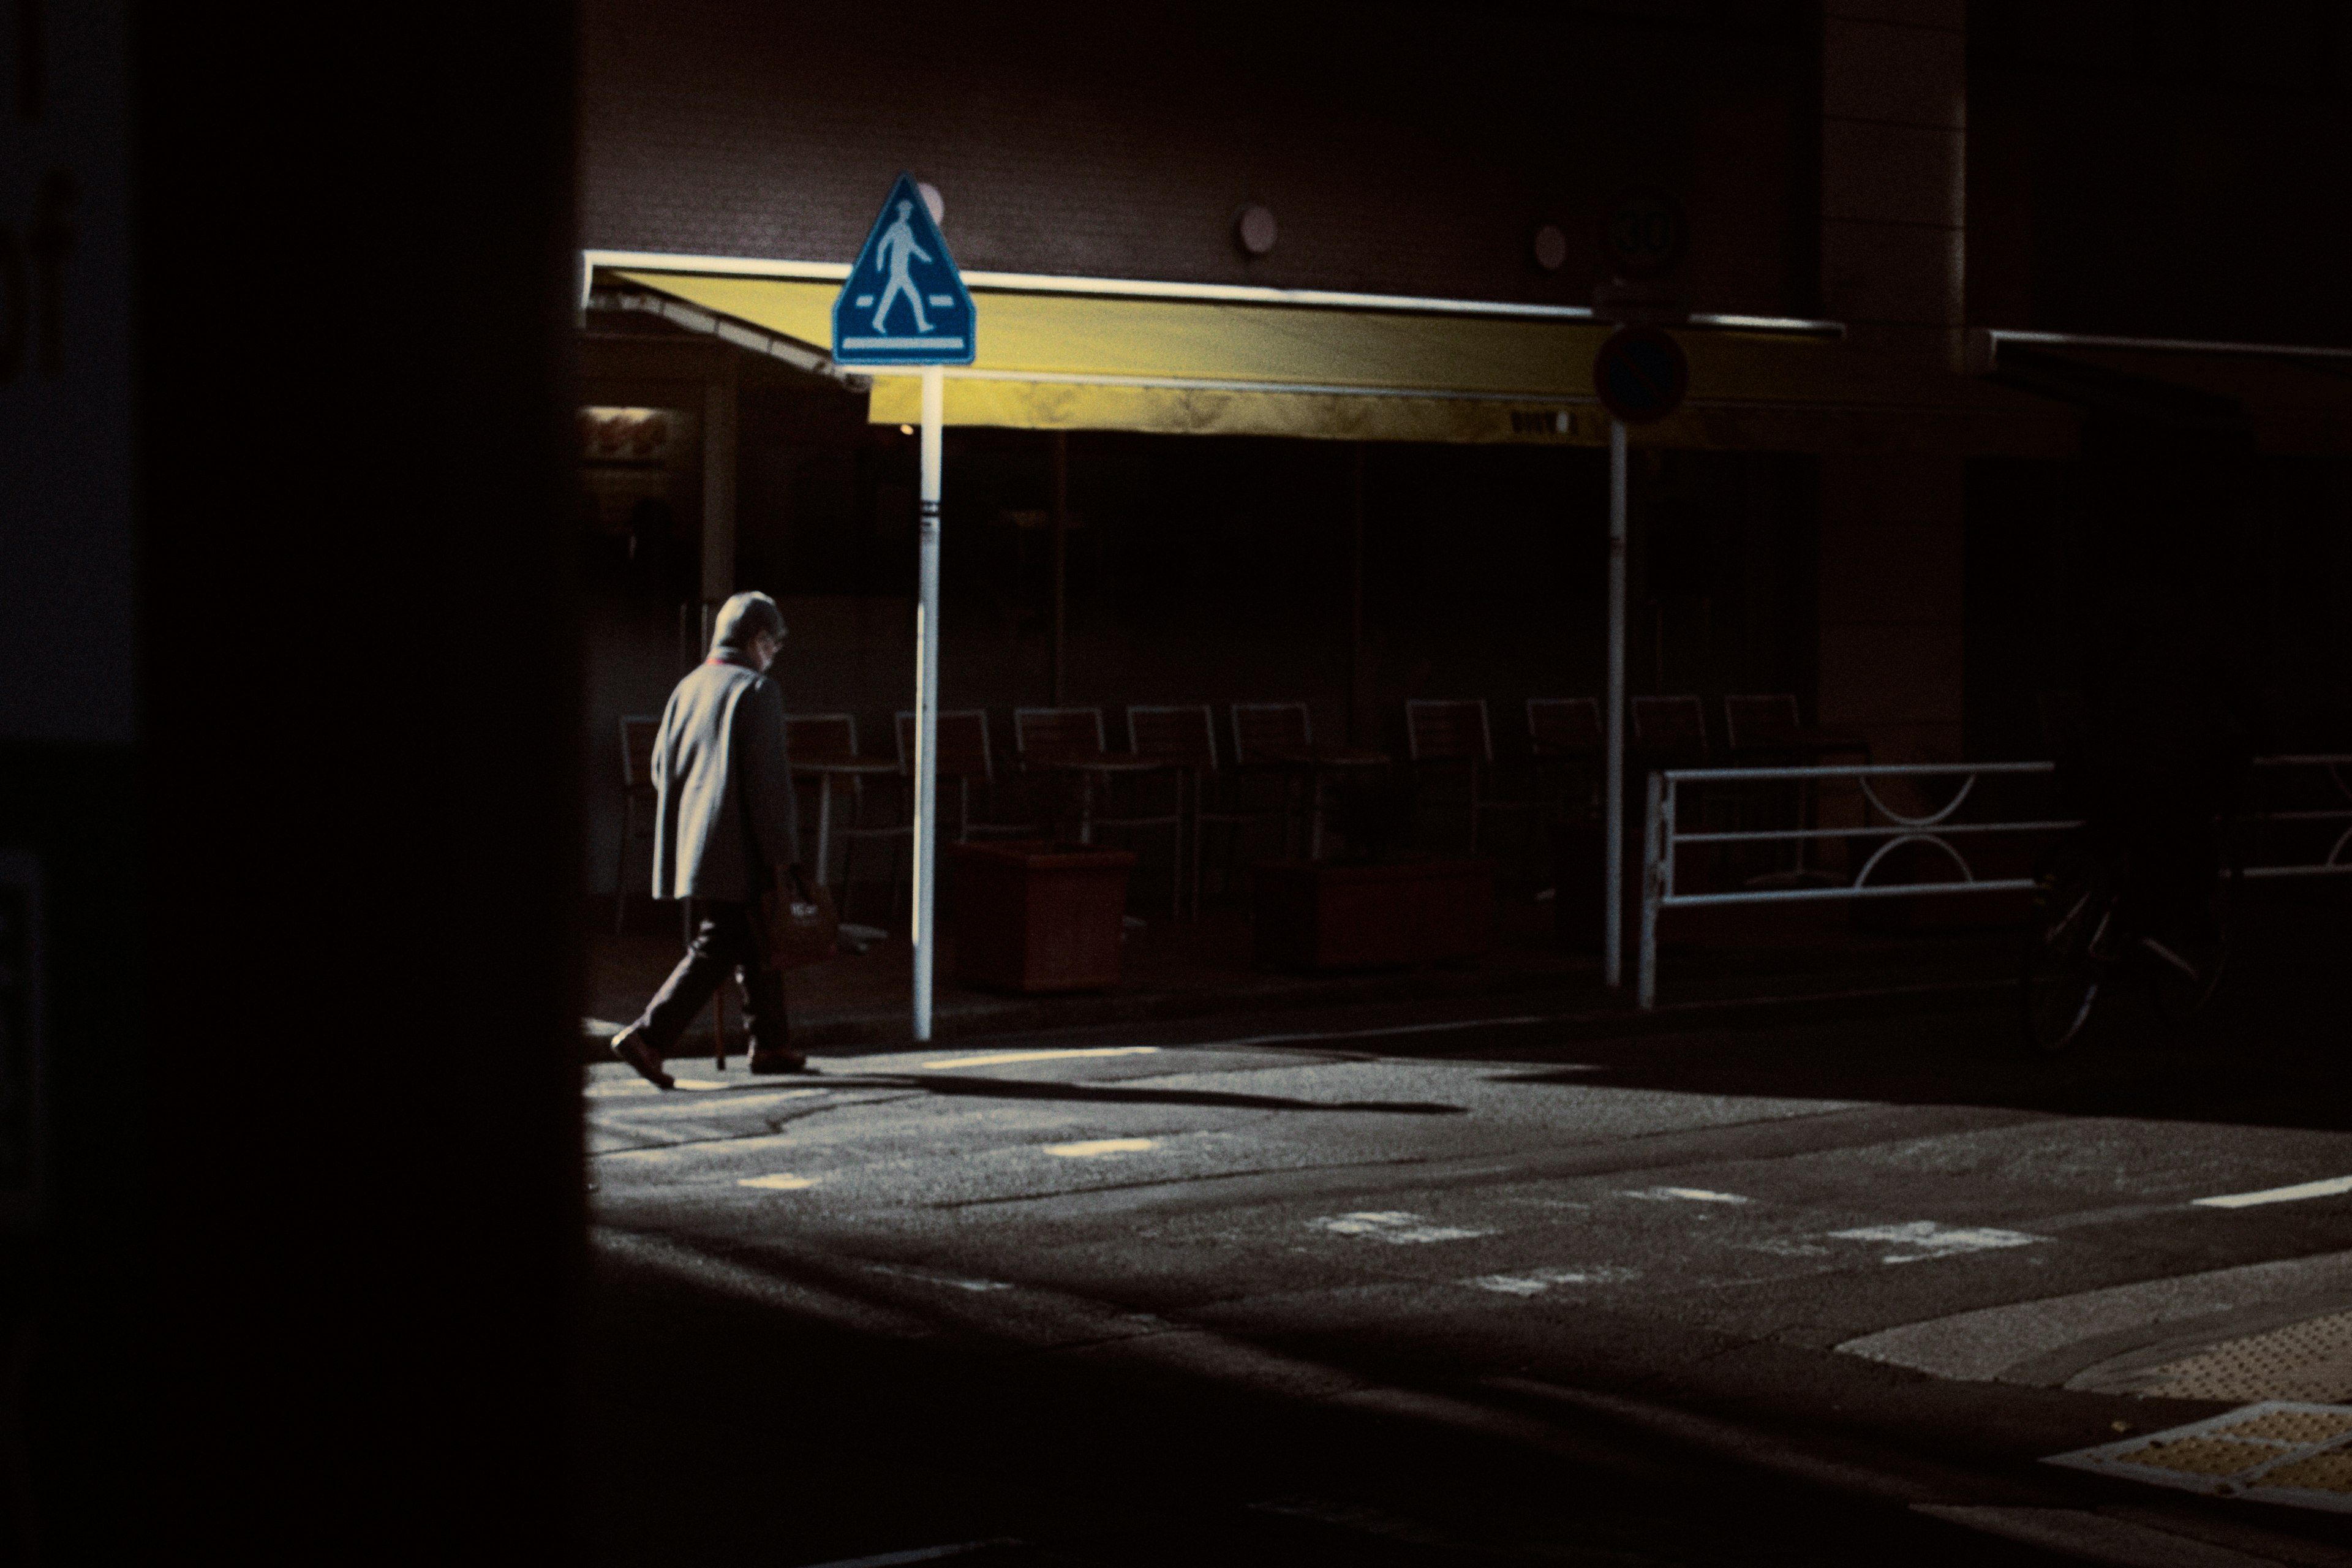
[583,967,2352,1567]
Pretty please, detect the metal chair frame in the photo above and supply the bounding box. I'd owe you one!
[1525,696,1605,821]
[1405,698,1540,854]
[1228,702,1318,858]
[1129,703,1278,917]
[899,709,1040,844]
[1009,707,1180,916]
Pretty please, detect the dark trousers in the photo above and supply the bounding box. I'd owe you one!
[630,899,790,1057]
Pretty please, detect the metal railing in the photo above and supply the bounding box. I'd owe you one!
[1635,755,2352,1009]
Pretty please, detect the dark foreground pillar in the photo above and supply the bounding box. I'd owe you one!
[4,6,584,1559]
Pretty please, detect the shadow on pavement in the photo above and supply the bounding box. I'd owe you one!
[824,1072,1470,1117]
[582,1237,2065,1568]
[1267,892,2352,1134]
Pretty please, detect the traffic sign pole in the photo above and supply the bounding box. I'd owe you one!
[913,364,944,1041]
[908,362,945,1034]
[1604,417,1627,989]
[829,171,971,1045]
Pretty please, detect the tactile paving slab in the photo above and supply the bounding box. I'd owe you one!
[2125,1309,2352,1404]
[2045,1401,2352,1512]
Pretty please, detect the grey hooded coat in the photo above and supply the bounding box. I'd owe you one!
[649,652,799,903]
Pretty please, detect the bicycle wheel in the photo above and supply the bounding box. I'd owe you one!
[2020,835,2111,1054]
[2153,841,2244,1023]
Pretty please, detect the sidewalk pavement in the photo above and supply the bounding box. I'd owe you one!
[584,888,2026,1062]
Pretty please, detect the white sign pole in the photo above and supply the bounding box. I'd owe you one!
[1604,417,1627,987]
[913,364,944,1041]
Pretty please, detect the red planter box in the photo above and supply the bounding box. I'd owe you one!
[1254,857,1496,970]
[948,839,1136,993]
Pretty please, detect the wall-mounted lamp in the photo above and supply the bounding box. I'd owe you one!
[1235,203,1278,256]
[1532,224,1568,272]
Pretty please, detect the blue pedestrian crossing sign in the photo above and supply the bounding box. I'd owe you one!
[832,173,975,366]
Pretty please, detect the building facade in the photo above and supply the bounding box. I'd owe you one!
[575,0,2352,895]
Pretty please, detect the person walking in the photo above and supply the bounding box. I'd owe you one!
[611,591,812,1087]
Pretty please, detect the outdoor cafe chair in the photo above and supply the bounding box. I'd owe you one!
[1012,706,1107,761]
[1229,701,1313,766]
[897,709,1040,845]
[614,714,661,933]
[1012,706,1180,913]
[1227,701,1387,858]
[1629,695,1722,868]
[1229,700,1313,857]
[1721,694,1871,886]
[785,713,900,902]
[1722,693,1871,765]
[1526,696,1605,819]
[1630,694,1711,766]
[1405,698,1540,854]
[1129,703,1277,916]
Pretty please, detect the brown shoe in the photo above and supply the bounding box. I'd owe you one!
[611,1025,674,1090]
[747,1048,809,1076]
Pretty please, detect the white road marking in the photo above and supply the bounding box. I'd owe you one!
[2194,1175,2352,1210]
[867,1265,1011,1292]
[1043,1138,1157,1158]
[1624,1186,1751,1204]
[584,1079,662,1099]
[1830,1220,2045,1264]
[1743,1238,1830,1257]
[588,1090,827,1120]
[791,1541,1021,1568]
[1465,1265,1639,1295]
[921,1047,1161,1069]
[1311,1211,1492,1245]
[671,1078,729,1090]
[1179,1014,1589,1052]
[595,1119,729,1143]
[738,1173,816,1190]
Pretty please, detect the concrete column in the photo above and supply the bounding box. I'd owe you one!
[1821,1,1966,370]
[1817,1,1969,772]
[699,364,738,607]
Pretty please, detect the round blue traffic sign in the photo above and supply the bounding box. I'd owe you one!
[1592,326,1689,426]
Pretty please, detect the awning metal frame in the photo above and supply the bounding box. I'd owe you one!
[584,287,870,390]
[581,247,1848,337]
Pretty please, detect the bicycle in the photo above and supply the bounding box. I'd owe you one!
[2018,822,2244,1054]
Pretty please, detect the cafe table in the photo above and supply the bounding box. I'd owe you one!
[1250,742,1389,859]
[1019,750,1170,845]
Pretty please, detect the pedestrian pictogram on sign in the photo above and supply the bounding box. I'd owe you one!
[1593,326,1689,426]
[832,172,975,366]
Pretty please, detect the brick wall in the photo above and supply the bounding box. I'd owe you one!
[581,0,1818,315]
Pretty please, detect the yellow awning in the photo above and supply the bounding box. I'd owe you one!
[612,270,2076,456]
[2005,343,2352,456]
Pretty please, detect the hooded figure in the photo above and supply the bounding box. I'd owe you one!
[649,592,800,902]
[612,591,809,1085]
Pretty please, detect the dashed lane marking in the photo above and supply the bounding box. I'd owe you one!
[1043,1138,1157,1158]
[2195,1176,2352,1210]
[1465,1266,1640,1295]
[587,1090,828,1119]
[790,1541,1023,1568]
[865,1265,1011,1292]
[737,1173,817,1191]
[1183,1014,1574,1049]
[921,1047,1160,1069]
[1828,1220,2045,1264]
[1311,1211,1493,1244]
[1624,1186,1751,1204]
